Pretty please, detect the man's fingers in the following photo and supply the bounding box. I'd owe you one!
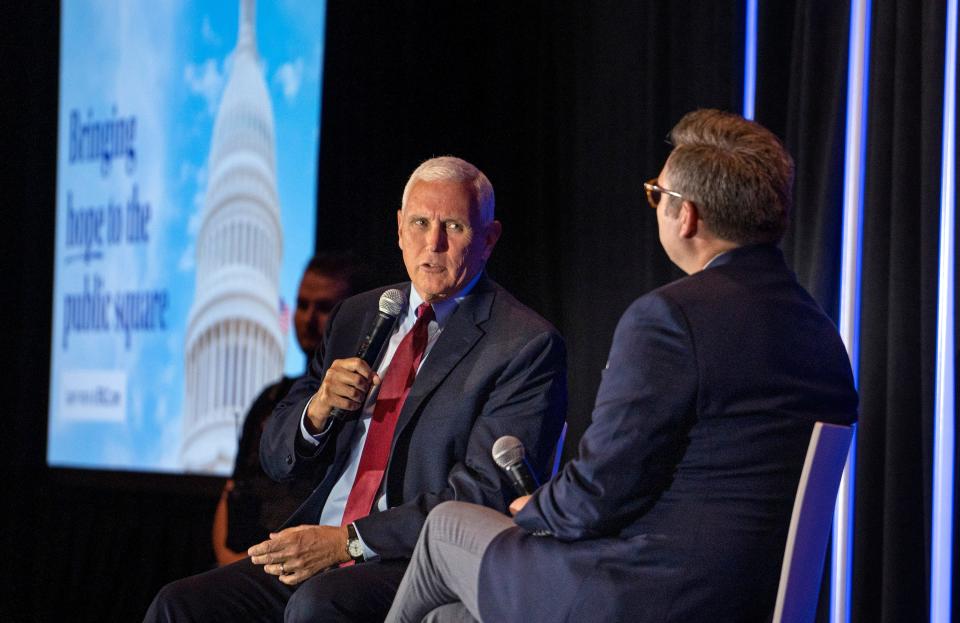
[278,570,305,586]
[250,548,286,565]
[312,359,380,419]
[247,538,281,558]
[338,356,373,372]
[329,357,374,380]
[319,359,375,407]
[325,378,368,404]
[324,365,362,387]
[318,385,365,412]
[509,495,532,516]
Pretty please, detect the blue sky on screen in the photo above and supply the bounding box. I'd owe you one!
[49,0,325,473]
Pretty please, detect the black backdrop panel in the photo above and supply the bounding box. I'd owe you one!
[853,2,946,621]
[4,2,60,621]
[758,0,851,321]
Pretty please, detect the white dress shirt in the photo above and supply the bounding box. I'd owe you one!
[297,273,482,558]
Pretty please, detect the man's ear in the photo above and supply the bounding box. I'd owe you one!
[396,210,404,249]
[482,220,503,260]
[679,201,699,239]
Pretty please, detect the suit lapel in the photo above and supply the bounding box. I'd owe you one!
[393,279,495,438]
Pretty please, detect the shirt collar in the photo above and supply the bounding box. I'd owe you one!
[406,271,483,326]
[702,250,731,270]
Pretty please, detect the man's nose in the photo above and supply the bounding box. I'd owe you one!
[308,304,324,327]
[426,224,448,251]
[312,311,329,335]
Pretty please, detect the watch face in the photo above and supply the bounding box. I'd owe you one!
[348,539,364,558]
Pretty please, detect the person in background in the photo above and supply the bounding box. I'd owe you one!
[212,252,359,565]
[385,110,859,623]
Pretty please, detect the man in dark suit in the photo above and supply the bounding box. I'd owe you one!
[384,110,859,623]
[144,156,567,622]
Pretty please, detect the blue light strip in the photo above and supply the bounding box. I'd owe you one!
[930,2,957,621]
[833,1,871,622]
[742,0,758,119]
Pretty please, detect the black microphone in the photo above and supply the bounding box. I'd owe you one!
[329,288,406,421]
[492,435,541,496]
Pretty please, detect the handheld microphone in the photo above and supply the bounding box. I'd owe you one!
[492,435,541,496]
[329,288,406,421]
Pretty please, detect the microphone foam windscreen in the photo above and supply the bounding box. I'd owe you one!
[378,289,406,317]
[492,435,525,469]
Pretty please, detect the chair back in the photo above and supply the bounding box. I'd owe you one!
[772,422,853,623]
[551,421,568,477]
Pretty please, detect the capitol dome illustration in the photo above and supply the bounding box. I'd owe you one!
[181,0,285,473]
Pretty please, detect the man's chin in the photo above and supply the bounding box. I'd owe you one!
[413,280,455,302]
[420,292,452,303]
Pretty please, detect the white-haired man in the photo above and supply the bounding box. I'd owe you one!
[145,156,567,622]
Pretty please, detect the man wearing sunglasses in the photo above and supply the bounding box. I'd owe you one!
[384,110,859,623]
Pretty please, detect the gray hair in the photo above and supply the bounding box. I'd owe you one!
[666,109,794,245]
[401,156,495,224]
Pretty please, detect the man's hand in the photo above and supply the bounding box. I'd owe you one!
[306,357,381,432]
[248,525,351,586]
[509,495,531,516]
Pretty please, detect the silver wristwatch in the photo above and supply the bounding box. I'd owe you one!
[346,523,364,562]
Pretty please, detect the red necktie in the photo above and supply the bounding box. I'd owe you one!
[341,302,435,527]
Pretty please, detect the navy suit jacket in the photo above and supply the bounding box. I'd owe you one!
[479,245,858,622]
[261,275,567,560]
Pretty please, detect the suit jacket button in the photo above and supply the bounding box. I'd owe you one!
[285,455,293,465]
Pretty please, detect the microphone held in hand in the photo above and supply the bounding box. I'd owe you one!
[492,435,541,496]
[330,288,406,421]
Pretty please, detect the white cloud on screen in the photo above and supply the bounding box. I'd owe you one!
[179,161,196,184]
[274,58,304,102]
[185,59,225,114]
[178,243,195,272]
[177,163,207,272]
[201,15,221,45]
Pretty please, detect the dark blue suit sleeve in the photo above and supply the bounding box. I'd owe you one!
[260,301,342,482]
[515,292,697,540]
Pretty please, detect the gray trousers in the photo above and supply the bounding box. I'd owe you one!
[385,501,515,623]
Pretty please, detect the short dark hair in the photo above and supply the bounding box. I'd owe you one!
[666,109,794,245]
[304,251,360,296]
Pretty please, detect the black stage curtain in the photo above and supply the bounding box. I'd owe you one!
[853,2,948,621]
[3,1,954,620]
[4,2,63,621]
[758,0,851,319]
